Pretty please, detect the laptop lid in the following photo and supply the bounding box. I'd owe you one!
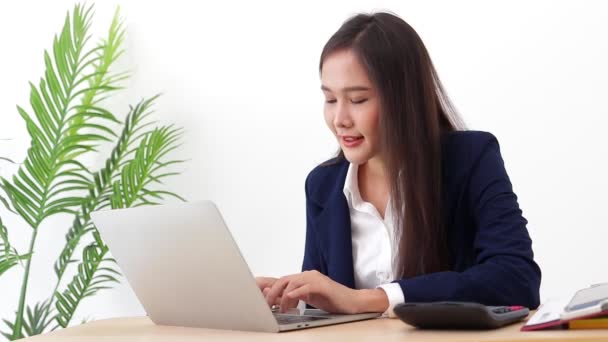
[91,201,280,332]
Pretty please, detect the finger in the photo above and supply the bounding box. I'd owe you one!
[280,287,305,312]
[255,277,277,292]
[255,276,267,285]
[279,278,307,313]
[286,283,313,303]
[280,271,326,310]
[265,277,290,307]
[255,277,266,291]
[263,288,283,306]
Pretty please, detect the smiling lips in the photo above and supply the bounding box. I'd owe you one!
[341,135,364,148]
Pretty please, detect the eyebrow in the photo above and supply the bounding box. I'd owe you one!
[321,85,371,93]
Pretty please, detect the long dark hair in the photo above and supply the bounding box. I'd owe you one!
[320,12,465,279]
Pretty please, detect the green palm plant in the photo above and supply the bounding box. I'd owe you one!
[0,4,185,340]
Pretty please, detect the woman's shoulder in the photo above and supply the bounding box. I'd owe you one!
[441,130,505,184]
[442,130,501,164]
[442,130,499,152]
[304,156,349,203]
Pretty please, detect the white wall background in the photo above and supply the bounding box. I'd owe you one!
[0,0,607,330]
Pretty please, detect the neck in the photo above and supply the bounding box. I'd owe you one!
[359,157,386,183]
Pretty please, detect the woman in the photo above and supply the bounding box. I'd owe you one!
[256,12,541,317]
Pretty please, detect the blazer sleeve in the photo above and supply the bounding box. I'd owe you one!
[394,134,542,308]
[301,174,326,274]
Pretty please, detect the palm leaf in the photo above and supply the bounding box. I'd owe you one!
[1,2,120,230]
[1,318,15,340]
[22,300,57,337]
[0,157,16,164]
[0,191,15,214]
[53,97,158,289]
[66,6,126,140]
[1,3,186,337]
[2,4,123,339]
[111,126,186,209]
[0,218,31,277]
[54,119,185,328]
[54,239,119,328]
[53,211,96,282]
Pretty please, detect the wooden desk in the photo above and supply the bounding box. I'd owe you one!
[22,316,608,342]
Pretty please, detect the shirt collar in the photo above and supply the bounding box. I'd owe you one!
[342,162,395,224]
[342,163,355,203]
[343,163,367,210]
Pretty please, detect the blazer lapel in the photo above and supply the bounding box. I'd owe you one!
[311,161,355,289]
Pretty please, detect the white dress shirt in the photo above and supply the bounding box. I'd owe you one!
[343,163,405,317]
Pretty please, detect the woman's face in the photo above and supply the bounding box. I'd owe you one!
[321,49,381,166]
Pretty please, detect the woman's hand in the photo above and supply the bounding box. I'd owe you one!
[263,270,389,314]
[255,276,278,294]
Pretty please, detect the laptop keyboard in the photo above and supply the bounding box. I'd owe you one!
[274,314,330,325]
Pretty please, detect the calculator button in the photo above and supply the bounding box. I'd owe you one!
[492,308,511,314]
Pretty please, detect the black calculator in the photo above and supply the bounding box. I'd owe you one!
[393,301,529,329]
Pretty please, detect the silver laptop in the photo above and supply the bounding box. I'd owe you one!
[90,200,381,332]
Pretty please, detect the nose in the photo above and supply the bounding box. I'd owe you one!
[333,101,353,129]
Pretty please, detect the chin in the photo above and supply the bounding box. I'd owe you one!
[342,151,371,165]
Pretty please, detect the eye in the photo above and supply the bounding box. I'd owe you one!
[351,98,368,104]
[325,99,337,104]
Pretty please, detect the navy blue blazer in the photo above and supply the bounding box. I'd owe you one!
[302,130,541,309]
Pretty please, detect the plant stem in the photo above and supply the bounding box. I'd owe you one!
[12,228,38,339]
